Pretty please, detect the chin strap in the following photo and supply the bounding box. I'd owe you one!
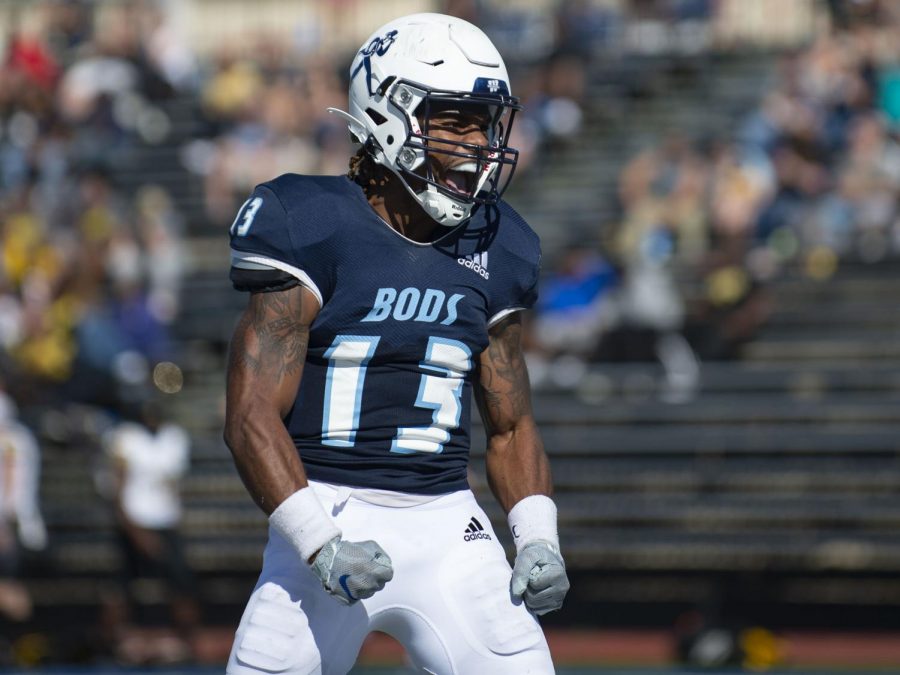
[420,187,477,227]
[422,191,449,224]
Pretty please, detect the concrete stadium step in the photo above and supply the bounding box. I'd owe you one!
[546,493,900,527]
[530,361,900,395]
[23,575,255,609]
[765,304,900,329]
[530,392,899,425]
[720,261,900,362]
[512,423,900,455]
[755,325,900,342]
[560,527,900,571]
[547,458,900,494]
[45,537,266,575]
[769,285,900,308]
[741,338,900,362]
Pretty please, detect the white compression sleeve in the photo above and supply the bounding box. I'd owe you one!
[269,487,342,562]
[507,494,559,553]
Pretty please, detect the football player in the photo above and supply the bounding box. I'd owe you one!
[224,13,569,674]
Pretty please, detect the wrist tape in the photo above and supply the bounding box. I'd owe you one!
[507,494,559,554]
[269,487,341,563]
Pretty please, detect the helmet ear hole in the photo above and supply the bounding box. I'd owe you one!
[365,108,388,125]
[386,135,394,145]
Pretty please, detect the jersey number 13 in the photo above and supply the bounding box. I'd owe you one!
[321,336,472,454]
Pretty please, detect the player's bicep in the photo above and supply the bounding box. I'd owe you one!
[475,312,535,436]
[226,285,319,418]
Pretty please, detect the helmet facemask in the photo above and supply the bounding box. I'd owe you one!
[377,79,521,226]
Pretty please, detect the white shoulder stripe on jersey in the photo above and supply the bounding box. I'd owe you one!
[487,307,526,328]
[230,249,324,307]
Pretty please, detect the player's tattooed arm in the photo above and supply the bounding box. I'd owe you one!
[475,313,553,514]
[229,290,309,381]
[225,285,320,515]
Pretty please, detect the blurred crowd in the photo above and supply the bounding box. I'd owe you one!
[530,0,900,397]
[0,1,184,411]
[0,0,190,664]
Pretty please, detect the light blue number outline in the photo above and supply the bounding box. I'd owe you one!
[391,337,472,455]
[321,335,381,447]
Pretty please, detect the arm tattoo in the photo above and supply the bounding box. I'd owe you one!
[478,315,533,429]
[229,312,260,375]
[229,289,308,383]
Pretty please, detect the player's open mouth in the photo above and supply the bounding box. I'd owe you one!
[442,161,478,195]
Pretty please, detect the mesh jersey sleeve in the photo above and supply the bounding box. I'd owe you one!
[486,209,542,326]
[488,258,539,327]
[228,183,333,306]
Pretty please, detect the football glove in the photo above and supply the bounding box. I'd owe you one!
[511,540,570,615]
[311,536,394,605]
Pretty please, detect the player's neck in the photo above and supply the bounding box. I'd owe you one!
[365,184,440,244]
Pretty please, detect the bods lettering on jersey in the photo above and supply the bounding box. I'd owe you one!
[362,288,465,325]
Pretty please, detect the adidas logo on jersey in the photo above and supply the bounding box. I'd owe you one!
[457,252,489,280]
[463,516,492,541]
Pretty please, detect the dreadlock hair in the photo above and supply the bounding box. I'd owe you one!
[347,146,390,191]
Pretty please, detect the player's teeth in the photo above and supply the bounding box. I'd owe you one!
[452,162,478,173]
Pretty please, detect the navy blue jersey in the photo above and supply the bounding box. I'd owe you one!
[229,175,540,494]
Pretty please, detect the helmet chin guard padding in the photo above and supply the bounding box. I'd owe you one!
[330,13,521,227]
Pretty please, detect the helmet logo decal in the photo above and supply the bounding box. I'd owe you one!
[473,77,510,96]
[351,29,399,96]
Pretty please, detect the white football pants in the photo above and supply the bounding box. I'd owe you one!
[226,481,554,674]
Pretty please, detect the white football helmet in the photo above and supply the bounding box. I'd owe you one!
[329,13,521,227]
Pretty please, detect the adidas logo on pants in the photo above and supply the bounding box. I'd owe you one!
[463,516,492,541]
